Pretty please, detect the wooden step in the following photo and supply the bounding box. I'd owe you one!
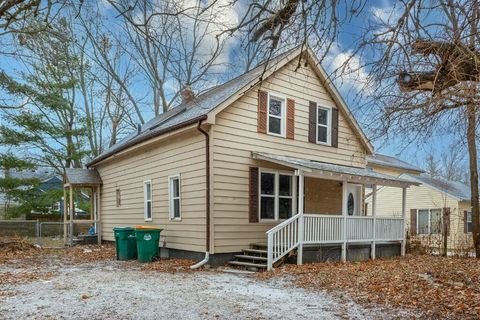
[228,261,267,268]
[242,248,268,255]
[250,243,268,249]
[234,254,268,261]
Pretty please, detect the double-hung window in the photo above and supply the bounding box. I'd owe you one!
[259,170,296,221]
[267,94,286,136]
[316,106,331,144]
[417,209,441,234]
[467,212,473,233]
[169,175,181,220]
[144,180,152,221]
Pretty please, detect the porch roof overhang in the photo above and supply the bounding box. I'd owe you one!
[252,152,420,188]
[64,168,102,188]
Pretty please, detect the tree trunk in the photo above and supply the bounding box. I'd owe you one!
[466,102,480,257]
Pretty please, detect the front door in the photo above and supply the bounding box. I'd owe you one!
[346,184,361,216]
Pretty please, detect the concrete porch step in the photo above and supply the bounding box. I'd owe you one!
[234,254,268,261]
[227,260,267,269]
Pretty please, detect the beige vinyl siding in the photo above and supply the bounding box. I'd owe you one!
[96,129,206,252]
[211,58,368,253]
[453,201,474,251]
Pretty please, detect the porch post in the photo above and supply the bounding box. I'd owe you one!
[69,185,74,246]
[371,184,377,260]
[63,186,67,243]
[341,180,348,262]
[297,171,304,265]
[97,185,102,245]
[401,187,407,256]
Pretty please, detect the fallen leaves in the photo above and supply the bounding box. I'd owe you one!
[141,258,197,273]
[259,254,480,319]
[0,270,54,286]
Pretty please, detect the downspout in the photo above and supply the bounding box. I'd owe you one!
[190,119,211,269]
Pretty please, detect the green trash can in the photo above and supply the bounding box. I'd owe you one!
[113,227,137,260]
[135,227,162,263]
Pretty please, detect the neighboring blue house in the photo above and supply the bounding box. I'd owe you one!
[0,169,89,218]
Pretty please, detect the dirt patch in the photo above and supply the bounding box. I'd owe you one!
[259,254,480,319]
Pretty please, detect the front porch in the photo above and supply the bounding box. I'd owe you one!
[251,152,418,270]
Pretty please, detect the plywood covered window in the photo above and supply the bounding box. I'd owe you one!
[316,106,331,144]
[144,180,152,221]
[267,94,285,137]
[259,170,296,221]
[169,175,181,220]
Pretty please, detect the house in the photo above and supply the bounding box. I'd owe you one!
[85,46,418,269]
[0,169,89,219]
[365,154,473,253]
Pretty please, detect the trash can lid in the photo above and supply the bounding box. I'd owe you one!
[113,227,135,231]
[135,225,162,230]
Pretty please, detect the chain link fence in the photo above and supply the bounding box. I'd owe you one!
[0,220,100,248]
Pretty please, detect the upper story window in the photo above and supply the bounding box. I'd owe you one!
[259,170,296,221]
[144,180,152,221]
[267,94,286,137]
[169,175,181,220]
[316,106,331,144]
[417,209,441,234]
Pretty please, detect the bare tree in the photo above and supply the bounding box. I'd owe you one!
[349,0,480,257]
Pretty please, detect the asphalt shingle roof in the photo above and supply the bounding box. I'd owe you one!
[65,168,102,186]
[87,48,297,166]
[367,153,424,173]
[402,174,471,201]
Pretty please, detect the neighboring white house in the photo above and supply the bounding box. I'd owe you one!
[366,155,473,253]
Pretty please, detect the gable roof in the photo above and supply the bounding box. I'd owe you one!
[65,168,102,186]
[402,173,471,201]
[87,45,373,167]
[367,153,424,173]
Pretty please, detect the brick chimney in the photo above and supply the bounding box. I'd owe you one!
[180,85,195,103]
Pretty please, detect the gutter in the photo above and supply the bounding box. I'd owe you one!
[190,119,211,269]
[87,115,208,168]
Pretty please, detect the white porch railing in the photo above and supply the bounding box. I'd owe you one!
[266,214,405,270]
[266,214,301,268]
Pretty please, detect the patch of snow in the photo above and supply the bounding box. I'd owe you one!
[0,261,417,319]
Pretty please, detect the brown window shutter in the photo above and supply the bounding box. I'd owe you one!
[464,210,468,233]
[249,167,259,223]
[286,98,295,139]
[308,101,317,143]
[410,209,417,236]
[257,91,268,134]
[443,207,450,236]
[331,108,339,148]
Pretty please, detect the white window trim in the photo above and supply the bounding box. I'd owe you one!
[316,105,332,145]
[258,168,297,221]
[144,180,152,222]
[168,174,182,221]
[267,93,287,138]
[417,208,442,235]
